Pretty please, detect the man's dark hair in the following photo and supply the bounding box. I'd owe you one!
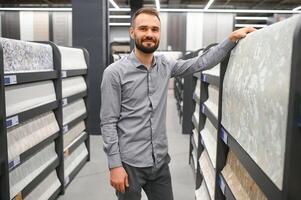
[131,7,160,27]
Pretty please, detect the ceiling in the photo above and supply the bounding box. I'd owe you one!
[0,0,299,10]
[116,0,301,10]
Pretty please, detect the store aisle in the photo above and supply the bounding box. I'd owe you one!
[58,89,195,200]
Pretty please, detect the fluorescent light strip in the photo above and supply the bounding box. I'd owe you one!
[109,22,131,26]
[109,0,120,9]
[109,8,131,12]
[235,24,267,28]
[204,0,215,10]
[0,7,71,11]
[155,0,161,11]
[159,8,301,13]
[109,15,131,19]
[293,5,301,11]
[235,16,269,20]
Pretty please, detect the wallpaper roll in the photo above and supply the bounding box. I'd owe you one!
[62,76,87,98]
[200,119,217,168]
[62,99,86,126]
[7,111,59,161]
[5,80,56,117]
[59,46,87,70]
[9,143,57,199]
[204,85,219,118]
[64,143,88,177]
[222,15,301,189]
[195,180,210,200]
[0,37,53,73]
[64,121,86,149]
[24,170,60,200]
[222,150,267,200]
[202,64,220,77]
[195,79,201,98]
[199,150,215,200]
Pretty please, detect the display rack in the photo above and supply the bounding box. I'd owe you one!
[189,15,301,200]
[0,38,90,200]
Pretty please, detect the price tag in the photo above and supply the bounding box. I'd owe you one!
[4,75,17,85]
[64,176,70,186]
[62,98,68,106]
[219,174,226,194]
[202,74,207,82]
[201,105,205,114]
[220,128,228,144]
[61,71,67,78]
[63,125,69,134]
[8,156,21,170]
[6,115,19,128]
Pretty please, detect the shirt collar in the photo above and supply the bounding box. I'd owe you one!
[128,50,157,69]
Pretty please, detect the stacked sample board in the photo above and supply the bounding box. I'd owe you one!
[190,14,301,200]
[0,37,90,200]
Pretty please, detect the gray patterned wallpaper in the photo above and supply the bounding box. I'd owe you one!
[222,15,301,189]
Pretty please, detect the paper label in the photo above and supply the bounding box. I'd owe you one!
[4,75,17,85]
[63,125,69,134]
[219,174,226,194]
[201,105,205,114]
[65,176,70,186]
[61,71,67,78]
[62,98,68,106]
[220,128,228,144]
[6,115,19,128]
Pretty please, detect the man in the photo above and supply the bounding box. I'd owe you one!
[100,7,255,200]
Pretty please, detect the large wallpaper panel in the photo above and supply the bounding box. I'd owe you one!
[222,15,301,189]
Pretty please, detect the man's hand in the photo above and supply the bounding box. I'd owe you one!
[228,27,257,43]
[110,166,129,193]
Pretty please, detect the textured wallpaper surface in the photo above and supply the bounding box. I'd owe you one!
[59,46,87,70]
[222,15,301,189]
[0,37,53,73]
[62,76,87,98]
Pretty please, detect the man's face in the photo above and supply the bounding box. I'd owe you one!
[130,13,160,54]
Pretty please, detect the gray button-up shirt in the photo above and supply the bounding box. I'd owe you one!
[100,38,236,169]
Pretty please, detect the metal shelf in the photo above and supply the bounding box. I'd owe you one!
[61,69,87,78]
[62,91,87,107]
[4,71,58,86]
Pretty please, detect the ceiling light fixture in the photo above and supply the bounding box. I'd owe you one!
[155,0,160,11]
[293,5,301,11]
[204,0,215,10]
[109,15,131,19]
[109,8,131,12]
[235,24,267,28]
[109,22,131,26]
[109,0,120,9]
[235,16,269,20]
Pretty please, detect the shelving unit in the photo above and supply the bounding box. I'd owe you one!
[0,37,90,200]
[189,15,301,200]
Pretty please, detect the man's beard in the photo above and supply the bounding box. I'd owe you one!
[135,37,159,54]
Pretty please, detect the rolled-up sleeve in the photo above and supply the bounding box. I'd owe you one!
[100,68,122,169]
[170,38,236,77]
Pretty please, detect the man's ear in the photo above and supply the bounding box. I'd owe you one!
[129,26,134,40]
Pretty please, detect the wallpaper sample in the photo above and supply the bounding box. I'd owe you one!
[64,143,88,177]
[63,121,86,149]
[59,46,87,70]
[62,99,86,126]
[199,150,215,199]
[195,180,210,200]
[222,150,267,200]
[24,171,60,200]
[62,76,87,98]
[221,15,301,189]
[0,37,53,73]
[9,143,57,198]
[7,111,59,161]
[204,85,219,118]
[200,119,217,168]
[5,81,56,117]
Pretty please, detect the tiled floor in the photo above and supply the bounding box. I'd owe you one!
[58,90,195,200]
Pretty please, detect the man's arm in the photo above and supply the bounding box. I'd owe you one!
[100,68,129,193]
[170,27,256,77]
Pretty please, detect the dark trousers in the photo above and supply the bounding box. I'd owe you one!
[117,162,174,200]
